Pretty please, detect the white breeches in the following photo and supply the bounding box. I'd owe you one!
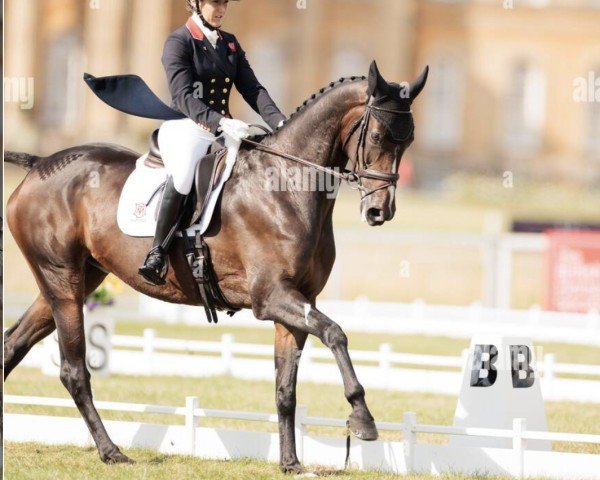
[157,118,216,195]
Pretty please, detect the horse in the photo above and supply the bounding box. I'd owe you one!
[4,60,428,474]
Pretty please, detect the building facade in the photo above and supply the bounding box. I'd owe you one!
[4,0,600,185]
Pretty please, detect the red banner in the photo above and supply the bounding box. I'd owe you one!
[544,231,600,313]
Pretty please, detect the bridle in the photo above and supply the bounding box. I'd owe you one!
[341,97,413,197]
[241,96,413,199]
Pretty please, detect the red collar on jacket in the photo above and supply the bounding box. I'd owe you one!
[185,17,223,41]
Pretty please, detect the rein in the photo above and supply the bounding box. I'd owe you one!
[241,136,351,183]
[241,98,412,198]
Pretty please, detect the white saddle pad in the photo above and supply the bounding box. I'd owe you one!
[117,141,240,237]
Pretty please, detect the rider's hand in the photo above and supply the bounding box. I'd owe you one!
[218,118,250,142]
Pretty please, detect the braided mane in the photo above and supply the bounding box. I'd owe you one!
[251,75,367,140]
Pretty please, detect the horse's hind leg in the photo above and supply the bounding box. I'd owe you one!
[274,323,307,474]
[4,294,54,379]
[4,263,108,380]
[29,261,131,464]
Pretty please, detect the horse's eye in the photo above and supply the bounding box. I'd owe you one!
[370,132,382,143]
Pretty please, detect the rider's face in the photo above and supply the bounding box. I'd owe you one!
[200,0,229,28]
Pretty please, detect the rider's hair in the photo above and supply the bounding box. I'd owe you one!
[185,0,200,13]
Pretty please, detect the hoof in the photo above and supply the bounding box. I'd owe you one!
[101,450,134,465]
[280,461,304,475]
[348,413,379,441]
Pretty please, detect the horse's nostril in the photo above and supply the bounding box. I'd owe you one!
[367,208,383,221]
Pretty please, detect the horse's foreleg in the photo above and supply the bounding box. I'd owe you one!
[274,323,307,474]
[4,263,108,379]
[253,284,378,442]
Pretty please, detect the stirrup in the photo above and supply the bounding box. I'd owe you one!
[138,246,168,286]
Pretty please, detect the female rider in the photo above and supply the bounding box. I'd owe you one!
[139,0,286,285]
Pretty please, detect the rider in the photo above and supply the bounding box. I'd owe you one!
[139,0,287,285]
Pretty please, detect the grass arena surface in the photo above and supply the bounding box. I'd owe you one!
[5,365,600,453]
[4,443,551,480]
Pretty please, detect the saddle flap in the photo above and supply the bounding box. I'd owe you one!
[145,128,164,169]
[189,148,228,226]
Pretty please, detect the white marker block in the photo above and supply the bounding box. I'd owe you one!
[451,335,550,450]
[41,308,114,378]
[84,309,114,377]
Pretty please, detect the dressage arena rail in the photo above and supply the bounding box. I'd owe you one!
[5,395,600,479]
[21,330,600,403]
[6,295,599,346]
[136,297,600,347]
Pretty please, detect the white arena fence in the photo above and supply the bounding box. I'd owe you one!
[5,395,600,479]
[137,297,600,347]
[21,330,600,403]
[6,296,599,347]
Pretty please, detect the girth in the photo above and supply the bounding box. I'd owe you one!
[182,230,240,324]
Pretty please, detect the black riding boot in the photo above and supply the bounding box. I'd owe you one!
[138,176,185,285]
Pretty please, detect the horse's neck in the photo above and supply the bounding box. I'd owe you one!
[233,82,366,229]
[271,82,366,171]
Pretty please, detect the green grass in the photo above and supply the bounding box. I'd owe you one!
[5,367,455,441]
[4,442,534,480]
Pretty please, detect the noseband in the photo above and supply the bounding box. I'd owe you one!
[241,96,413,199]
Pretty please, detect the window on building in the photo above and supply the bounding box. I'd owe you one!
[422,56,463,152]
[503,61,546,155]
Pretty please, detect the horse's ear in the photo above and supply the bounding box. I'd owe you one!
[367,60,389,98]
[409,66,429,101]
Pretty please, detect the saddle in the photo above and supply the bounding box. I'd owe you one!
[145,128,230,228]
[144,128,239,323]
[141,124,271,322]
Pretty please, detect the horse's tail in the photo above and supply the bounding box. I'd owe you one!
[4,151,40,171]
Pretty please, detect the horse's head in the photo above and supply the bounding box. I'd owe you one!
[343,61,428,226]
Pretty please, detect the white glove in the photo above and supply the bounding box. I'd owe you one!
[218,118,250,142]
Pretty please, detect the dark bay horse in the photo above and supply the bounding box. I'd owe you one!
[4,61,427,474]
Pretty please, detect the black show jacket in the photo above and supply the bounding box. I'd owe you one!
[162,17,286,135]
